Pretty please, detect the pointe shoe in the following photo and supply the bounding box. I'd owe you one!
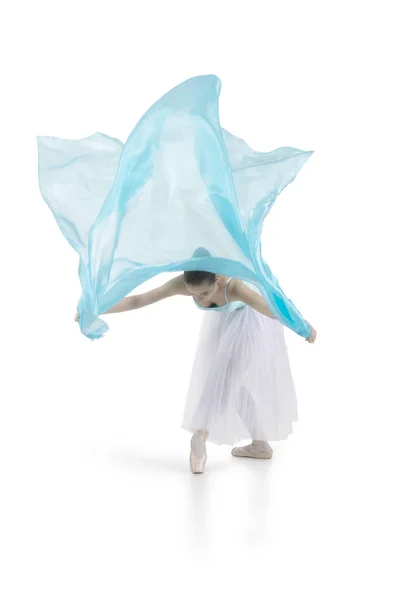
[231,441,273,459]
[189,450,207,474]
[190,429,208,474]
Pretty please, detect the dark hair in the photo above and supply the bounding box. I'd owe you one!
[184,270,216,286]
[184,247,216,286]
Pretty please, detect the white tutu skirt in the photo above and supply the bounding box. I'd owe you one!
[181,305,298,446]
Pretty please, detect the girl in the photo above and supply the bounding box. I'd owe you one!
[75,271,316,474]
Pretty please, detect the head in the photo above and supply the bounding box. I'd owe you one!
[184,247,220,301]
[183,270,220,302]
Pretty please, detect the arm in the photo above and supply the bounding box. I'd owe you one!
[229,280,317,342]
[75,276,184,321]
[229,280,277,319]
[102,295,138,314]
[102,277,181,314]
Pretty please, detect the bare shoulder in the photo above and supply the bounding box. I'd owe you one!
[226,278,253,301]
[133,274,189,309]
[163,274,191,297]
[227,278,275,319]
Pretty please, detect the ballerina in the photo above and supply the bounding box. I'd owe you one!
[75,258,316,474]
[38,73,317,473]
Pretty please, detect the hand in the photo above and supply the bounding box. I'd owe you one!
[305,322,317,343]
[74,312,79,322]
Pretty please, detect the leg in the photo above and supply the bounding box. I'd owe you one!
[231,387,273,459]
[191,429,208,458]
[189,429,209,474]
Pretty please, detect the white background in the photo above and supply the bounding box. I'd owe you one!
[1,1,396,598]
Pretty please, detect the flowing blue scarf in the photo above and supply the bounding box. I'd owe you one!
[37,74,313,340]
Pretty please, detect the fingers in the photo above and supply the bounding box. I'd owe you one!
[306,325,317,343]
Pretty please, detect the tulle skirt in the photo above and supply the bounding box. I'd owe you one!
[181,305,298,446]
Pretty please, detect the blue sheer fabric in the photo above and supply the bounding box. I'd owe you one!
[36,74,313,340]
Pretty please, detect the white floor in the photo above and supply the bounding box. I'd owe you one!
[2,298,397,599]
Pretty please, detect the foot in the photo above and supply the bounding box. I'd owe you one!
[231,440,273,459]
[190,430,208,474]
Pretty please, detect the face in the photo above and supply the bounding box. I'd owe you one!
[185,277,220,302]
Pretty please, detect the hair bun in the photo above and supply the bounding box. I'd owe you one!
[192,247,211,258]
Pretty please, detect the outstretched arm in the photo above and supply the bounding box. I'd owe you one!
[102,295,139,314]
[229,280,277,319]
[229,280,317,343]
[103,278,181,314]
[74,276,185,321]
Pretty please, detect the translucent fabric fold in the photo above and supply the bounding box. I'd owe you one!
[36,74,313,340]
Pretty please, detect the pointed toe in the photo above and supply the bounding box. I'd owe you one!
[189,450,207,474]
